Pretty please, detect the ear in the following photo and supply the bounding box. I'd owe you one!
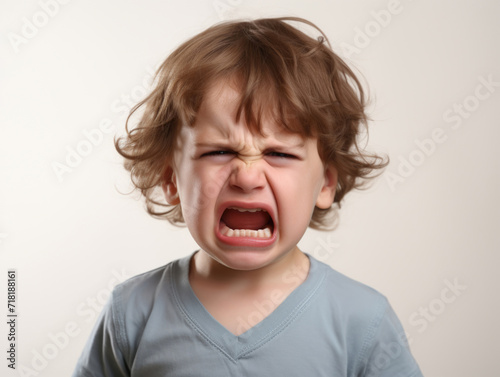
[161,166,180,205]
[315,165,338,209]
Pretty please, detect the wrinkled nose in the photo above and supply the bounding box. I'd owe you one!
[229,158,266,193]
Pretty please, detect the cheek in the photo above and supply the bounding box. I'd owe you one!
[276,165,325,226]
[278,163,324,199]
[272,169,318,214]
[179,165,230,222]
[305,162,327,198]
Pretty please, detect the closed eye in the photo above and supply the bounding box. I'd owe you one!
[201,150,235,157]
[267,151,297,159]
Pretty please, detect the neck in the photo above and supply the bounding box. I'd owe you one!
[190,247,310,290]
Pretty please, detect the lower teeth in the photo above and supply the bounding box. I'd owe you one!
[221,225,272,238]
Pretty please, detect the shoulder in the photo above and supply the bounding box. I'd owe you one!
[103,256,190,359]
[109,256,188,332]
[111,254,190,315]
[112,263,169,311]
[308,255,392,349]
[308,256,422,376]
[310,255,390,315]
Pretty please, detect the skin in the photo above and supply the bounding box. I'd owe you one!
[162,79,337,335]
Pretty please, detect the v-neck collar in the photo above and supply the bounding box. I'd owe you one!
[170,252,326,362]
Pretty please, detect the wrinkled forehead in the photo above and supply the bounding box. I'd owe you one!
[197,79,241,128]
[188,79,306,143]
[190,78,309,141]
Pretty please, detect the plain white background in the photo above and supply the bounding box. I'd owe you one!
[1,0,499,376]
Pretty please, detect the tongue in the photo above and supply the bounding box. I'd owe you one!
[221,209,271,230]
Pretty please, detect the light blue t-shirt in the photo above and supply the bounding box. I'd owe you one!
[72,252,423,376]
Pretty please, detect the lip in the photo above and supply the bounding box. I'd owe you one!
[215,200,277,247]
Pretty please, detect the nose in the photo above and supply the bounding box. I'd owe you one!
[228,157,266,193]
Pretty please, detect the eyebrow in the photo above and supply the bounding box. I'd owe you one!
[194,142,233,149]
[194,140,306,150]
[266,140,306,149]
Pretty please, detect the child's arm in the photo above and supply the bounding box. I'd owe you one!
[360,301,424,377]
[71,292,129,377]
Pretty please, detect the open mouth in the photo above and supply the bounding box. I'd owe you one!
[219,206,274,239]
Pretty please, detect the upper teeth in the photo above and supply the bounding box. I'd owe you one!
[228,207,266,213]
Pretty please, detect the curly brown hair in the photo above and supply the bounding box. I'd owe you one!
[115,17,387,230]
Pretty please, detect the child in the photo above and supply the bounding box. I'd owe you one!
[73,17,423,376]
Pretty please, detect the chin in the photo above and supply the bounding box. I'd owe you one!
[212,243,298,272]
[211,248,280,271]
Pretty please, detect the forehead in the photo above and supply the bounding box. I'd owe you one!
[197,80,240,132]
[185,79,305,144]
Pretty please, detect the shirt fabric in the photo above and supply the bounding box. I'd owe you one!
[72,252,424,377]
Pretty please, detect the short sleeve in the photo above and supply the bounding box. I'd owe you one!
[361,301,424,377]
[72,290,130,377]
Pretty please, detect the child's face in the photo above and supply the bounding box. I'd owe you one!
[163,80,337,271]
